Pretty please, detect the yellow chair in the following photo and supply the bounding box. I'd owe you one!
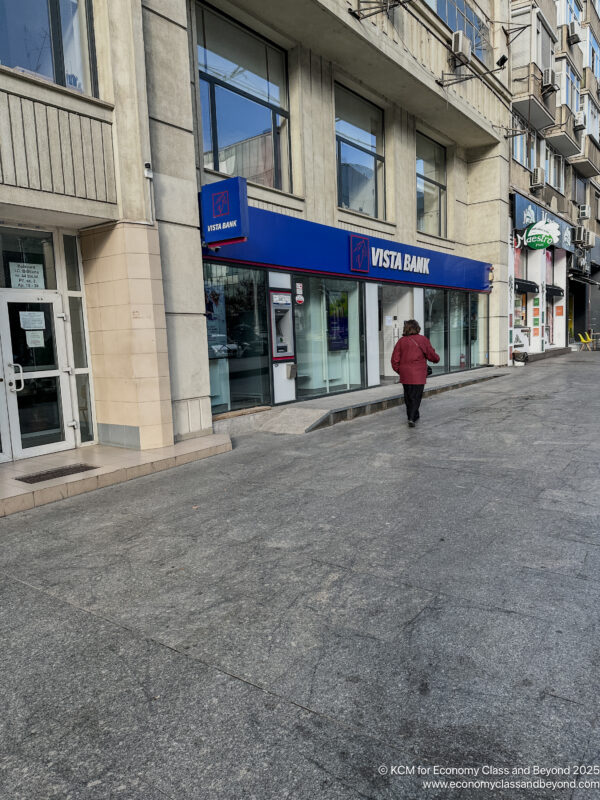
[578,333,592,351]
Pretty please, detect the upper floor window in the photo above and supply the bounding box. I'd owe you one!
[573,173,587,204]
[564,0,582,23]
[434,0,491,66]
[545,143,564,193]
[416,133,447,238]
[0,0,96,94]
[536,18,554,73]
[335,85,385,218]
[197,5,291,192]
[589,33,600,79]
[512,115,536,170]
[564,63,580,111]
[587,95,600,142]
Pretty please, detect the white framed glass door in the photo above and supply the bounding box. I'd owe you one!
[0,291,75,459]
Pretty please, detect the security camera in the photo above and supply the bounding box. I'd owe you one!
[496,54,508,68]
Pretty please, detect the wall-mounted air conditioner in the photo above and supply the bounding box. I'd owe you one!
[567,21,582,45]
[585,230,596,249]
[574,224,586,243]
[542,69,557,92]
[530,167,545,189]
[578,204,591,220]
[574,111,586,131]
[452,31,472,65]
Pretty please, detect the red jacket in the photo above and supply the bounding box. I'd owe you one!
[391,334,440,385]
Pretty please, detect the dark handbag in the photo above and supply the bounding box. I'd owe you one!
[410,337,434,377]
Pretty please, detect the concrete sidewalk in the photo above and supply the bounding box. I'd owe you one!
[214,365,512,435]
[0,351,599,799]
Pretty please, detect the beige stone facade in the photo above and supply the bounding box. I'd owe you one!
[0,0,515,461]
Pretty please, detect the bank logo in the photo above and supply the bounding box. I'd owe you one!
[213,191,230,218]
[350,235,370,273]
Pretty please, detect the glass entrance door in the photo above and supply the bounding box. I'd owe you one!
[0,292,75,458]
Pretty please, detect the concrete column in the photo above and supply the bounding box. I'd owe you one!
[80,223,173,450]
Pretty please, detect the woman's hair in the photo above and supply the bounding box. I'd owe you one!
[403,319,421,336]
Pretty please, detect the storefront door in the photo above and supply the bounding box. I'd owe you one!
[0,291,75,459]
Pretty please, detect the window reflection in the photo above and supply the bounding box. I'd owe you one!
[197,5,291,191]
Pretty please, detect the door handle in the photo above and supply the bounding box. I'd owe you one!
[8,363,24,392]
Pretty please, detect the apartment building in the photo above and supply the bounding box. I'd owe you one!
[196,0,511,419]
[0,0,510,463]
[509,0,600,356]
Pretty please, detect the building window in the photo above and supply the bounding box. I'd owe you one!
[434,0,491,66]
[0,0,96,94]
[512,115,536,170]
[573,173,587,205]
[545,144,564,193]
[335,85,385,219]
[197,5,291,192]
[589,33,600,79]
[564,63,581,112]
[416,133,447,238]
[564,0,582,23]
[587,95,600,142]
[537,19,554,73]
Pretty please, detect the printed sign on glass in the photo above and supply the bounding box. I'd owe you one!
[10,262,45,289]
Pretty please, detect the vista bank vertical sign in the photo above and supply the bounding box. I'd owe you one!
[200,177,249,247]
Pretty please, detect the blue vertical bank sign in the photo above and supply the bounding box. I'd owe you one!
[200,179,490,293]
[200,177,249,246]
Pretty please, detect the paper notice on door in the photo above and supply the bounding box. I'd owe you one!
[9,262,45,289]
[25,330,45,348]
[385,316,393,326]
[19,311,46,330]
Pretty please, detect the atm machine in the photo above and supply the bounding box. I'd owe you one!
[269,287,296,403]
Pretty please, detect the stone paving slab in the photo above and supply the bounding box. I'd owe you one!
[0,351,599,799]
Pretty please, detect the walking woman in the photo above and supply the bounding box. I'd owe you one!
[391,319,440,428]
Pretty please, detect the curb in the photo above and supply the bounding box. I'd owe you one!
[305,374,506,432]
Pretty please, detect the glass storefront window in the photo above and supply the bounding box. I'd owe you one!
[0,228,57,290]
[449,290,469,371]
[514,245,527,280]
[424,288,447,374]
[204,262,271,413]
[470,293,489,367]
[294,275,364,398]
[425,288,488,372]
[546,301,554,344]
[514,293,527,327]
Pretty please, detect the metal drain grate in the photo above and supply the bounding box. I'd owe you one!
[17,464,99,484]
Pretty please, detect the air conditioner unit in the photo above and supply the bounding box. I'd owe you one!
[452,31,472,65]
[574,111,586,131]
[578,203,591,220]
[530,167,545,189]
[574,224,586,243]
[542,68,557,91]
[585,230,596,248]
[568,21,582,45]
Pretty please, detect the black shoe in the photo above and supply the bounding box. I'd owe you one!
[407,420,416,428]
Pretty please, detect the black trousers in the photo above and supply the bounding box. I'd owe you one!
[402,384,424,422]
